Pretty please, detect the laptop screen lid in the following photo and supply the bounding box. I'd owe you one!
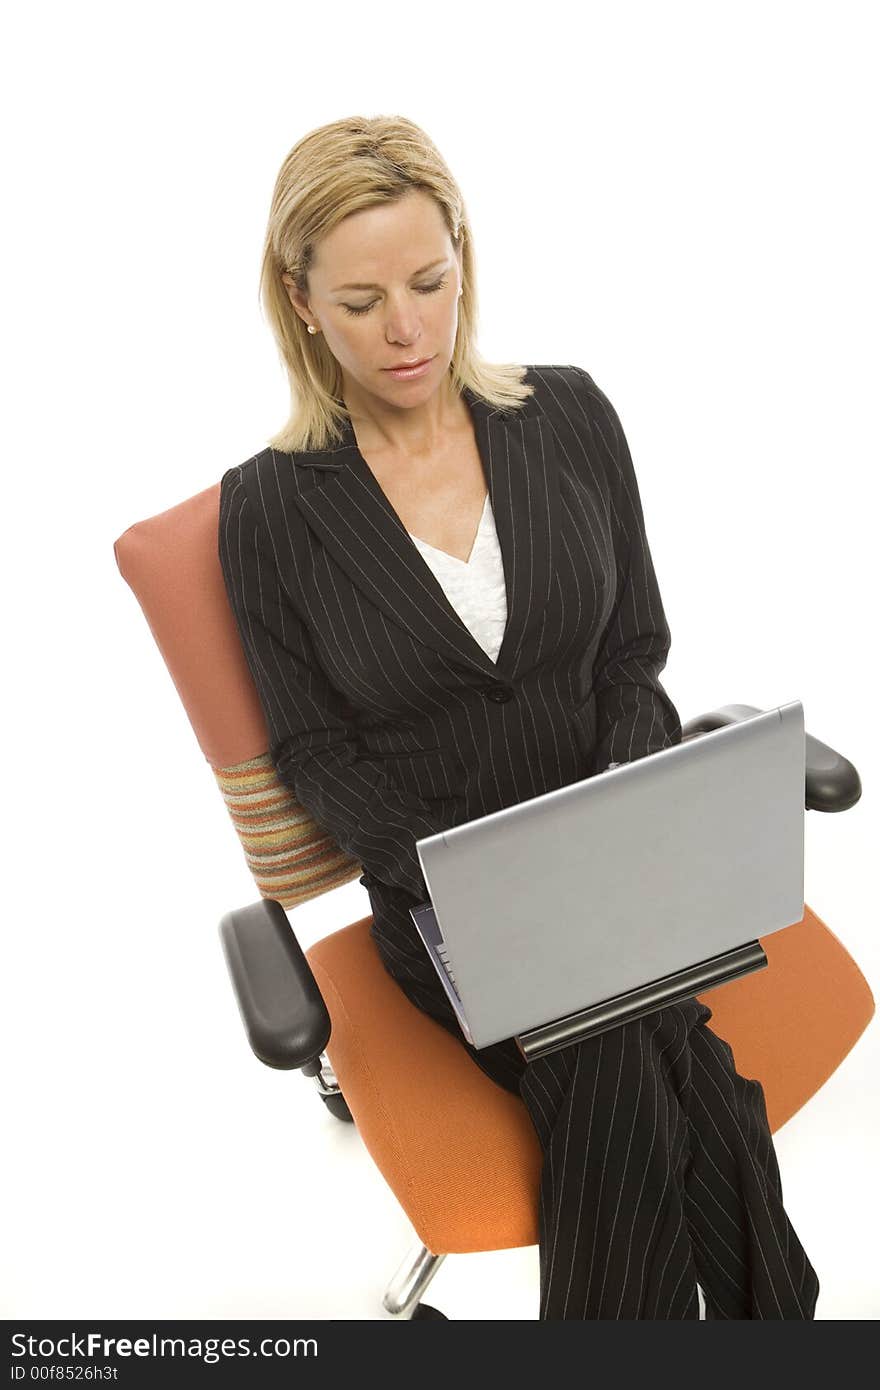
[414,701,805,1050]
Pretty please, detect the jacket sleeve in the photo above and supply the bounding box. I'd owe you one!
[578,371,683,775]
[218,466,451,901]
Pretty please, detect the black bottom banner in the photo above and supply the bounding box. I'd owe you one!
[3,1317,851,1383]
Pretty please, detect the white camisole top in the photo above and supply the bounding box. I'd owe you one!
[406,492,508,662]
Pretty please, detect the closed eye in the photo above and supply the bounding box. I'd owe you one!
[342,278,448,317]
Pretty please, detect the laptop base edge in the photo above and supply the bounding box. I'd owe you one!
[513,940,769,1062]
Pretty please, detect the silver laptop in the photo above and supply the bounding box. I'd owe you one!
[410,700,805,1053]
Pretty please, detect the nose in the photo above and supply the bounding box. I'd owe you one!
[385,319,420,348]
[382,295,426,346]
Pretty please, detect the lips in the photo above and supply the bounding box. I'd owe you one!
[384,357,431,370]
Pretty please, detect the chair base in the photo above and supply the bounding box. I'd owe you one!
[382,1240,447,1318]
[410,1302,448,1319]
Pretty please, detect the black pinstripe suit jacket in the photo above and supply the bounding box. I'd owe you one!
[218,364,682,1034]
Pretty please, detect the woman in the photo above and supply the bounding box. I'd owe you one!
[218,114,819,1319]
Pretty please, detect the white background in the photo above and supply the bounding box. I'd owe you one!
[2,0,877,1321]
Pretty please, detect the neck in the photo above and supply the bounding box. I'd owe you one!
[344,373,465,457]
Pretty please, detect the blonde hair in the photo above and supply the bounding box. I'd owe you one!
[259,114,534,453]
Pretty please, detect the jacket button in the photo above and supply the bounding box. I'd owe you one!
[484,683,513,703]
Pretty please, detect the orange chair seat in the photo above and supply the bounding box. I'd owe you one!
[307,903,873,1255]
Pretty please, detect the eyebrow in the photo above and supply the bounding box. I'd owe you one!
[331,258,449,293]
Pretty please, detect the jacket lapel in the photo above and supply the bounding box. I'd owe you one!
[290,383,560,681]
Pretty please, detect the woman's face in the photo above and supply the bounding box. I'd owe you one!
[282,189,463,412]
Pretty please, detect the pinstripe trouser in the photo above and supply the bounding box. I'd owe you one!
[462,997,820,1320]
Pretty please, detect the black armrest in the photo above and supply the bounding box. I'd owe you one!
[681,703,862,813]
[219,898,331,1071]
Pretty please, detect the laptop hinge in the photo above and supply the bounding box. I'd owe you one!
[514,940,768,1062]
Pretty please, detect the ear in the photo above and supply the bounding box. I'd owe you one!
[281,273,312,325]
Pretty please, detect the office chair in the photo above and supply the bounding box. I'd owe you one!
[114,480,874,1320]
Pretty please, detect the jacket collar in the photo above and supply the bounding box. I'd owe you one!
[287,381,561,681]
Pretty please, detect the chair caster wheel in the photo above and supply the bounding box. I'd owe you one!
[320,1092,354,1122]
[410,1302,448,1319]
